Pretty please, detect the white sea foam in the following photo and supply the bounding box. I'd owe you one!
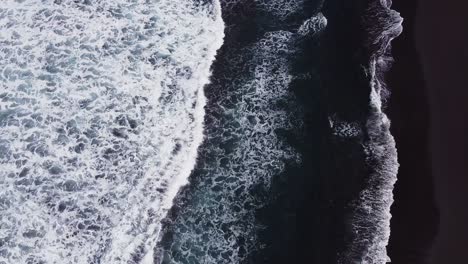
[154,0,315,256]
[256,0,304,20]
[0,1,224,263]
[329,115,362,139]
[220,0,304,20]
[156,27,301,264]
[345,58,400,264]
[298,12,327,36]
[155,4,335,264]
[339,1,403,263]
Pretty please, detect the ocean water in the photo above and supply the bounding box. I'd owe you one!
[157,0,402,263]
[0,0,402,264]
[155,1,318,263]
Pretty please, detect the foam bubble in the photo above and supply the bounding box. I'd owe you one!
[329,115,362,139]
[298,12,327,36]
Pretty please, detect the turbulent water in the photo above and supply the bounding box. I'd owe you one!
[0,0,403,264]
[337,1,402,263]
[155,1,324,263]
[156,0,402,263]
[0,1,223,263]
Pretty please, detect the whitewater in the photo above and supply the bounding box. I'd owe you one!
[336,0,402,263]
[0,1,224,263]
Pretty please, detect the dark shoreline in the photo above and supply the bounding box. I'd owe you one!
[388,1,468,263]
[386,1,439,263]
[258,1,402,263]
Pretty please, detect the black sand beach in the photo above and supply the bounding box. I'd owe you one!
[388,0,468,263]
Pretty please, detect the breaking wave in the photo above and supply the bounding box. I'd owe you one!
[0,1,224,263]
[155,1,329,264]
[336,0,402,263]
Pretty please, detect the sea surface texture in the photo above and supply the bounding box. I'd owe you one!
[156,0,312,263]
[0,1,223,263]
[0,0,401,264]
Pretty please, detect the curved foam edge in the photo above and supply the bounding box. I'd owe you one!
[153,2,308,262]
[339,1,403,263]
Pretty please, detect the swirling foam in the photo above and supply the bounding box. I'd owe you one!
[155,2,317,263]
[0,1,224,263]
[157,30,301,264]
[337,0,402,263]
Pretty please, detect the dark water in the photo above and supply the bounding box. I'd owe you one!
[157,0,402,263]
[260,1,401,263]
